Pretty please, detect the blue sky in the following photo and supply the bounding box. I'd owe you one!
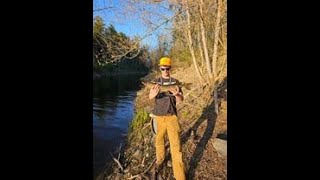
[93,0,174,49]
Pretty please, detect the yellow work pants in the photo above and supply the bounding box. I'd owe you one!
[155,115,186,180]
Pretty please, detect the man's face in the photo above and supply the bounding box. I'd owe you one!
[160,66,171,77]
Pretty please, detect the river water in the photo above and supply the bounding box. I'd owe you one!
[93,74,144,178]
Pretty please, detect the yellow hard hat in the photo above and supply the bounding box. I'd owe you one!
[159,57,171,66]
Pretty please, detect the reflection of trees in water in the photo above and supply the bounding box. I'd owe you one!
[94,98,118,120]
[93,75,142,96]
[95,108,109,120]
[93,74,143,120]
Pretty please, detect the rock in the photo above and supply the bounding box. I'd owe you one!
[212,138,227,158]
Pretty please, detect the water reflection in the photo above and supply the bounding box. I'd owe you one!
[93,74,143,179]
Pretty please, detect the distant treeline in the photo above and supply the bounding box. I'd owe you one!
[93,16,150,77]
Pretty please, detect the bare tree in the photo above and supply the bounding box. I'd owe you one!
[198,0,213,79]
[211,0,223,80]
[184,0,204,84]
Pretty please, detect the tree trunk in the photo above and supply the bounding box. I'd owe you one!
[185,0,204,84]
[199,0,213,80]
[197,26,205,76]
[213,84,219,114]
[211,0,222,80]
[212,0,224,114]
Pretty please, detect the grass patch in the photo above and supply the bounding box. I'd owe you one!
[129,109,149,133]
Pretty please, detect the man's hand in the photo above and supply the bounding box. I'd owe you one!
[170,86,184,103]
[169,85,180,96]
[149,84,160,99]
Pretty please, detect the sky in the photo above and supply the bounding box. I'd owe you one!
[93,0,174,49]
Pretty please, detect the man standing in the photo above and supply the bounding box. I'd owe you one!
[149,57,186,180]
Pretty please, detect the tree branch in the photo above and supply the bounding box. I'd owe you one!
[93,6,114,12]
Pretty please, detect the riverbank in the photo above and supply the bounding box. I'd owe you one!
[97,66,227,180]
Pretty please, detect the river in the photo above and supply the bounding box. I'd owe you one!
[93,74,144,179]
